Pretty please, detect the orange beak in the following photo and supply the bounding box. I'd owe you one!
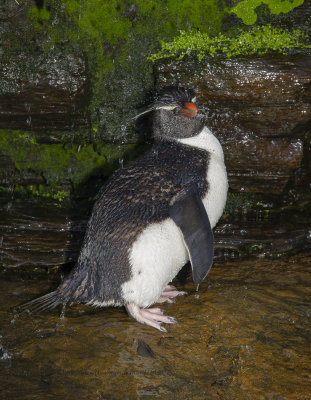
[180,102,198,117]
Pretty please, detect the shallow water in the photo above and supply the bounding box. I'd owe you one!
[1,253,311,400]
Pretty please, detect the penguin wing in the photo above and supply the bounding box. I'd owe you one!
[169,182,214,285]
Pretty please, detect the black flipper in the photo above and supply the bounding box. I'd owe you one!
[169,183,214,285]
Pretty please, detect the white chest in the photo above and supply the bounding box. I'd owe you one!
[178,127,228,227]
[202,153,228,228]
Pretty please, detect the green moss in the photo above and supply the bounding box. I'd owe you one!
[230,0,304,25]
[247,243,264,252]
[28,5,51,28]
[31,187,69,202]
[149,25,311,62]
[0,185,69,203]
[0,129,140,190]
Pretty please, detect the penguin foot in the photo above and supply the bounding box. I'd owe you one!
[125,302,178,332]
[156,285,187,304]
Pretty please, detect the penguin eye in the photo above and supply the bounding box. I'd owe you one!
[171,107,181,116]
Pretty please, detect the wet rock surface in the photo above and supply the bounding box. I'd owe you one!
[0,195,86,269]
[155,54,311,194]
[0,2,89,137]
[1,252,311,399]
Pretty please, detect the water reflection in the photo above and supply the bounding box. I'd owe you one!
[1,252,311,399]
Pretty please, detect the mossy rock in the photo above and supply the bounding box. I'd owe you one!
[0,129,146,201]
[149,25,311,62]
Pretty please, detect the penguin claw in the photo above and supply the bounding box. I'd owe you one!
[163,285,177,292]
[156,285,187,304]
[125,303,178,332]
[156,296,175,304]
[144,307,164,315]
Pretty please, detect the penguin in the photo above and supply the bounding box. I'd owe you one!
[18,87,228,332]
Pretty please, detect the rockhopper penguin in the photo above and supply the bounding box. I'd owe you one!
[19,87,228,332]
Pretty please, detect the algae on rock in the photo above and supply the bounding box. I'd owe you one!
[0,129,143,201]
[230,0,305,25]
[149,25,311,62]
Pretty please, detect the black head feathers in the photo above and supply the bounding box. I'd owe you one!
[153,86,196,109]
[135,86,197,119]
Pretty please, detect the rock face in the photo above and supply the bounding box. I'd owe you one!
[0,196,86,268]
[0,53,89,135]
[1,32,311,267]
[155,54,311,194]
[0,0,90,143]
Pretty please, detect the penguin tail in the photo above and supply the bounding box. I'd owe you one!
[15,290,63,314]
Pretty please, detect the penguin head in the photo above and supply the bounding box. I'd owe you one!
[136,87,205,141]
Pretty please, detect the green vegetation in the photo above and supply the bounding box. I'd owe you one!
[0,185,69,203]
[149,25,310,62]
[0,129,140,193]
[27,4,51,28]
[31,187,69,202]
[230,0,304,25]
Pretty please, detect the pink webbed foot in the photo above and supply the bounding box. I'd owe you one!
[125,302,178,332]
[156,285,187,304]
